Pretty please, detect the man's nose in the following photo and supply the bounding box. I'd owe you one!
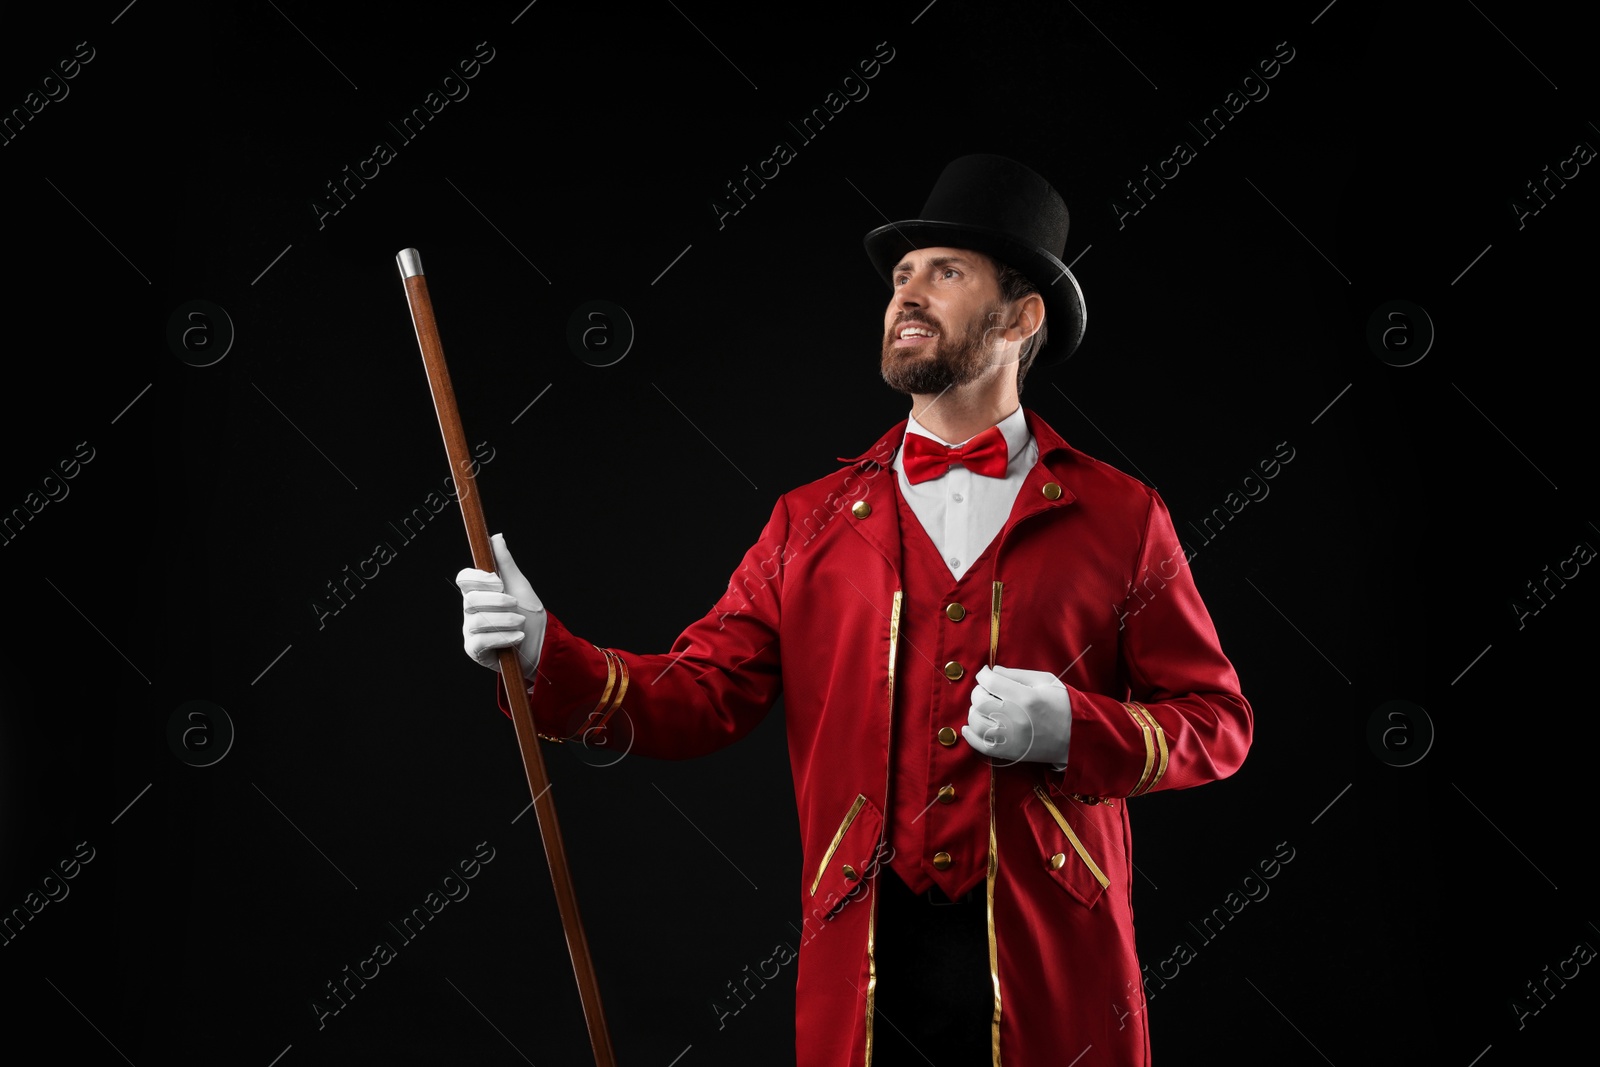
[894,275,927,307]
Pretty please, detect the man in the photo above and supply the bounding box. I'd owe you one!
[457,155,1252,1065]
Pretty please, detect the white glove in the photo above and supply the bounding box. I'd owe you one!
[961,665,1072,769]
[456,532,546,682]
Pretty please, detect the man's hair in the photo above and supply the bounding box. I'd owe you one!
[992,259,1048,396]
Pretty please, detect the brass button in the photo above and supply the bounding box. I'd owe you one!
[936,785,956,804]
[1048,852,1067,871]
[932,851,953,871]
[943,660,964,681]
[842,864,858,881]
[937,726,958,746]
[1042,482,1063,500]
[945,602,965,621]
[851,500,871,518]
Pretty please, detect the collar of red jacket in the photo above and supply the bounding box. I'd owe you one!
[828,405,1090,571]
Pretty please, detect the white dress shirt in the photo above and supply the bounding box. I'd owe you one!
[891,405,1038,580]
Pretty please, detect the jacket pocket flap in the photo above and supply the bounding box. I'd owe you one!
[1027,784,1110,909]
[808,794,886,919]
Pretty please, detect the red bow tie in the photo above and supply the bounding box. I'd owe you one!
[901,425,1008,484]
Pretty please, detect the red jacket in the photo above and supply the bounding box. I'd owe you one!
[500,407,1253,1065]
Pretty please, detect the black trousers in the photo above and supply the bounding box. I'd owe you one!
[869,868,993,1065]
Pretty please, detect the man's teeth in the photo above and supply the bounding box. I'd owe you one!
[899,326,936,339]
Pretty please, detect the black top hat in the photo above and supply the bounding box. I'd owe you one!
[863,154,1085,367]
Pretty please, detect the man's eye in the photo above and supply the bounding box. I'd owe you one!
[943,268,960,279]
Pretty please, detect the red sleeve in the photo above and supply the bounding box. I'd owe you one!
[493,496,789,760]
[1057,489,1253,798]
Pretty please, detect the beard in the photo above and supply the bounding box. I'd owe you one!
[880,301,1012,395]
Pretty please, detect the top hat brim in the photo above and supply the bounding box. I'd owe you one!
[863,219,1086,368]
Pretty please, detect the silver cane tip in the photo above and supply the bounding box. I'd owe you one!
[396,248,424,278]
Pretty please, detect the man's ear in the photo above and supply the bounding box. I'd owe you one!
[1012,294,1046,344]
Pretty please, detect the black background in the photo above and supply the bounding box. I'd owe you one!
[1,1,1594,1064]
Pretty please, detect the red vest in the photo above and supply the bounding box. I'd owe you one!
[887,474,1008,900]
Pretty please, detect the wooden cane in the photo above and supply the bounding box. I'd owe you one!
[396,248,617,1066]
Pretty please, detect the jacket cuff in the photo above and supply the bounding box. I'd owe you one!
[1119,699,1169,796]
[1056,687,1168,799]
[492,609,629,742]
